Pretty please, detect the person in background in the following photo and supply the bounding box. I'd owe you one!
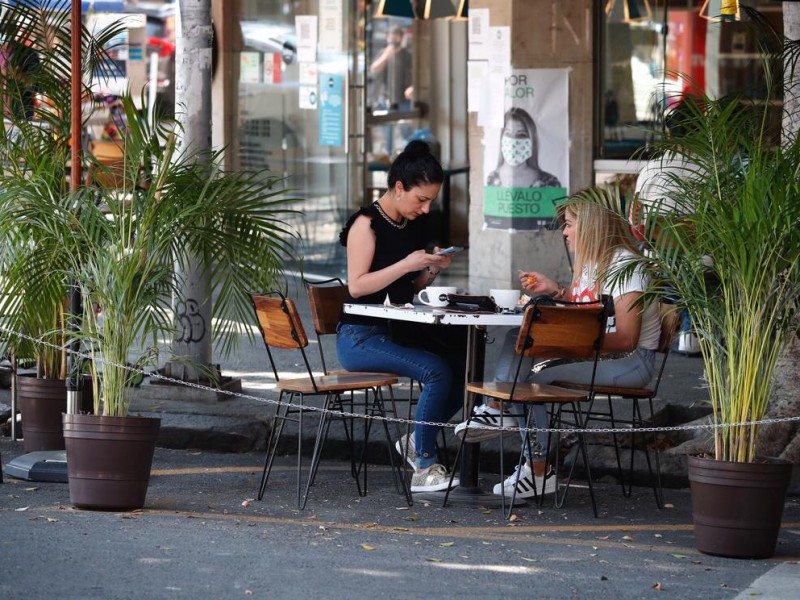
[455,197,661,499]
[337,140,464,493]
[369,25,413,154]
[486,107,561,188]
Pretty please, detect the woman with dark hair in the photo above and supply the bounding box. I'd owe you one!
[487,107,561,188]
[337,140,462,493]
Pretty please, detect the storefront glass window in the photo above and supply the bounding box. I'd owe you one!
[598,0,783,161]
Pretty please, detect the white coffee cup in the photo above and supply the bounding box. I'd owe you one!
[418,286,457,308]
[490,288,521,311]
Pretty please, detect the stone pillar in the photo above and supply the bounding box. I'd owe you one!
[468,0,594,294]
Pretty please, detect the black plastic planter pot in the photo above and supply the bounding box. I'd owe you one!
[17,375,67,452]
[63,413,161,511]
[688,454,791,559]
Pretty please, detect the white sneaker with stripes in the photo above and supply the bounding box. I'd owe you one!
[492,463,557,498]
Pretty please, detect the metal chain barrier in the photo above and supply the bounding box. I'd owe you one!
[5,325,800,436]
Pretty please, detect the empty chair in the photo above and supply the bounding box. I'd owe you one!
[250,291,406,509]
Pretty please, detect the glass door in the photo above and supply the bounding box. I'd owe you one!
[236,0,366,276]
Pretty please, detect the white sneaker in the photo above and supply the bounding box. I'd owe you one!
[410,464,459,492]
[454,404,518,442]
[492,463,557,499]
[678,332,701,356]
[395,433,417,469]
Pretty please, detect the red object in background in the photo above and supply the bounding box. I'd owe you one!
[147,36,175,57]
[666,9,707,93]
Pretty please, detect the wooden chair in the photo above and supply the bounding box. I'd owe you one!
[445,299,608,518]
[250,290,405,509]
[554,302,681,508]
[303,277,410,502]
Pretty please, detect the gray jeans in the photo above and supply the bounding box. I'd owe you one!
[493,327,657,461]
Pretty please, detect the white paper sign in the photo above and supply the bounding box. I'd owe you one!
[299,86,318,110]
[318,0,343,53]
[240,52,261,83]
[299,62,319,86]
[467,60,488,113]
[295,15,318,63]
[468,8,490,61]
[488,26,511,74]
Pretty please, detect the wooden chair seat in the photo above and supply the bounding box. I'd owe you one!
[552,381,654,399]
[466,381,590,404]
[277,372,398,393]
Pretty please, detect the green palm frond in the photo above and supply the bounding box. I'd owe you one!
[571,7,800,463]
[0,7,299,413]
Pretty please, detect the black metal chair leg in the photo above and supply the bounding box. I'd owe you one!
[258,399,290,501]
[645,398,664,508]
[304,394,335,502]
[606,396,628,497]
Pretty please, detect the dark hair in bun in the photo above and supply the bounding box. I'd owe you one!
[387,140,444,191]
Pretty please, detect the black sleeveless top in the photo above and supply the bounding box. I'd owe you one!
[339,202,425,326]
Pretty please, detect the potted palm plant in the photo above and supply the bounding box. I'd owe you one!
[574,8,800,559]
[0,4,298,509]
[0,2,123,451]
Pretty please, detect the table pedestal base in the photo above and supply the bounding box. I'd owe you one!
[415,485,527,508]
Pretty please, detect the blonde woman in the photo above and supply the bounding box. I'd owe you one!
[455,198,661,498]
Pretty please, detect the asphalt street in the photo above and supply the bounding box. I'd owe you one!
[2,443,800,599]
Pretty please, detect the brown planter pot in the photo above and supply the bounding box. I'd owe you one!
[63,413,161,511]
[17,375,67,452]
[18,374,95,452]
[688,454,792,559]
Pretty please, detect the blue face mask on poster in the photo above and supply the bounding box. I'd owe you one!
[501,136,532,167]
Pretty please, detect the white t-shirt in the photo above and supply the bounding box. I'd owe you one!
[570,249,660,351]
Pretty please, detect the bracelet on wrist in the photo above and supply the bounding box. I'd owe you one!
[552,285,566,299]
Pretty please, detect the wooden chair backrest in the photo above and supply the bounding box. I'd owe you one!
[250,293,309,350]
[306,279,347,336]
[515,303,607,360]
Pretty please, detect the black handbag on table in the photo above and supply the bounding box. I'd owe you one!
[445,294,499,313]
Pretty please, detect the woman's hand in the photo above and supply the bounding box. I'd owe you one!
[518,270,558,296]
[405,249,450,274]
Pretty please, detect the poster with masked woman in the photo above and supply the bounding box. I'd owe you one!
[483,69,569,230]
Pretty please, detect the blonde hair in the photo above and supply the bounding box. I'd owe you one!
[559,199,640,291]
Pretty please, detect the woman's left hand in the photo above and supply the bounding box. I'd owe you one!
[430,247,453,272]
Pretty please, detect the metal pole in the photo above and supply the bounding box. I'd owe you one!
[67,0,83,413]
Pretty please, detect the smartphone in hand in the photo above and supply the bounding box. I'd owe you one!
[436,246,464,256]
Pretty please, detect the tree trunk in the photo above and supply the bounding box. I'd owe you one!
[164,0,215,382]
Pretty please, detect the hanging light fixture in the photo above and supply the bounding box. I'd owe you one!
[374,0,415,19]
[699,0,741,22]
[451,0,467,21]
[416,0,456,20]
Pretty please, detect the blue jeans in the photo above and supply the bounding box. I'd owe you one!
[493,327,657,461]
[336,323,464,469]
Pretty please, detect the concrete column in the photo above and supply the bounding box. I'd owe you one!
[468,0,594,294]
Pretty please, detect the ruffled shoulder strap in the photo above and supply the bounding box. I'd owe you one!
[339,204,377,246]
